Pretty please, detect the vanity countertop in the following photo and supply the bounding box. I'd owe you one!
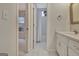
[56,31,79,42]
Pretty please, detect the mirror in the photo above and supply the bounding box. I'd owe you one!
[70,3,79,24]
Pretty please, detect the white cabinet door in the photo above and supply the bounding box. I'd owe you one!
[56,35,61,55]
[68,48,78,56]
[56,34,68,56]
[68,40,79,56]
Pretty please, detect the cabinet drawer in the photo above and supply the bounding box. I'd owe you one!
[69,40,79,54]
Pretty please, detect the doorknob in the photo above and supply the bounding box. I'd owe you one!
[26,28,28,30]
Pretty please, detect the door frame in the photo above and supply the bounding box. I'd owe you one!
[28,3,37,49]
[33,5,37,48]
[16,3,36,55]
[27,3,34,52]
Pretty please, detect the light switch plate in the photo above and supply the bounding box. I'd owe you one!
[2,9,8,20]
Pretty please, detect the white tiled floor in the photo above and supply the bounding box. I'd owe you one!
[19,37,58,56]
[35,34,47,49]
[25,48,58,56]
[25,39,57,56]
[35,41,47,49]
[19,39,26,56]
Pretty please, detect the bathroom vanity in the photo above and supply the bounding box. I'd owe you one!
[56,32,79,56]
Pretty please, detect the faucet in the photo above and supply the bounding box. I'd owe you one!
[73,30,78,34]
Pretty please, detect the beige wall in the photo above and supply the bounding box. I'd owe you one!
[18,3,26,11]
[47,4,70,52]
[36,3,47,8]
[0,4,17,55]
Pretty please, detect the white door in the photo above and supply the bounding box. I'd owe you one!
[56,34,68,56]
[27,4,34,51]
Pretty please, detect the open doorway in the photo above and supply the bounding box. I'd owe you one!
[34,4,47,49]
[17,3,28,56]
[18,10,26,55]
